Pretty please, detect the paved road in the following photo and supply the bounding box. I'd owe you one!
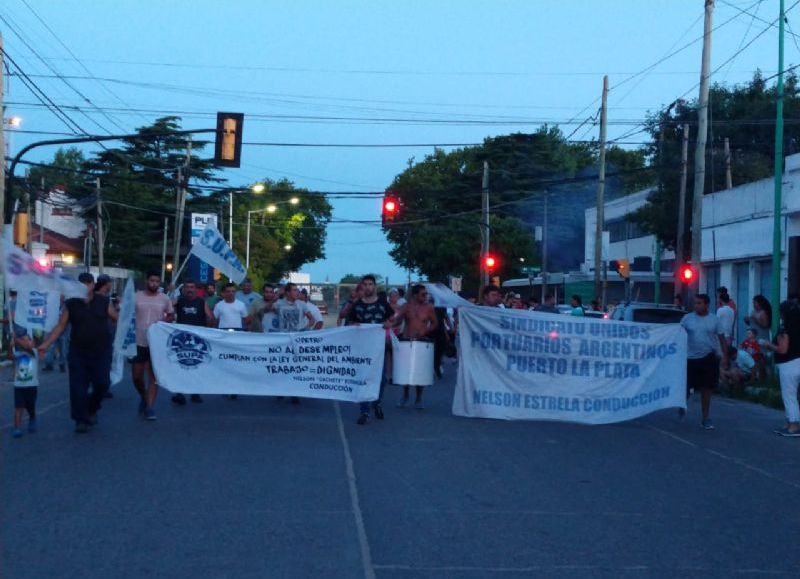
[2,355,800,579]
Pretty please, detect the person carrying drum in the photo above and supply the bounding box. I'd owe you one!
[392,284,438,409]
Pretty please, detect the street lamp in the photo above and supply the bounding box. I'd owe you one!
[245,198,301,269]
[284,244,292,251]
[228,183,264,247]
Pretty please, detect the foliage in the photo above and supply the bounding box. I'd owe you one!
[383,127,649,292]
[630,71,800,253]
[339,273,384,284]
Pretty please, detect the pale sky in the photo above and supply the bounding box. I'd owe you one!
[2,0,793,282]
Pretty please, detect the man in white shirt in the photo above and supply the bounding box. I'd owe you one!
[213,283,251,330]
[716,290,736,343]
[299,289,324,331]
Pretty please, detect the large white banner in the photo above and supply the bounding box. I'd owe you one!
[110,277,137,385]
[147,322,385,401]
[4,241,87,333]
[188,225,246,283]
[452,307,687,424]
[424,282,472,309]
[190,213,218,245]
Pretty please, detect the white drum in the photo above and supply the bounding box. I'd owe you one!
[392,340,435,386]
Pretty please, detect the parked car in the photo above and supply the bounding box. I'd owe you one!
[609,302,685,324]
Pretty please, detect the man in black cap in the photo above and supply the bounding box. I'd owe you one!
[38,272,118,433]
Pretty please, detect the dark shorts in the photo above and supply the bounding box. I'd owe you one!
[687,353,720,391]
[14,387,38,411]
[130,346,151,364]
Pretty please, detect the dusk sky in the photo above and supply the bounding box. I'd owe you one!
[2,0,792,282]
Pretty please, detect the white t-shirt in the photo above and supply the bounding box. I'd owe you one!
[262,311,280,333]
[681,312,724,359]
[716,305,735,340]
[235,290,259,308]
[214,299,248,329]
[299,302,324,331]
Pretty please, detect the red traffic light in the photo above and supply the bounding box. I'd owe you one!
[484,254,498,270]
[383,199,397,213]
[679,264,696,283]
[382,195,399,224]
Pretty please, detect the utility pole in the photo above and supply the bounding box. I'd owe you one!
[481,161,490,289]
[723,137,733,189]
[160,217,169,282]
[772,0,786,334]
[0,32,5,243]
[690,0,714,299]
[96,178,104,274]
[676,124,690,296]
[541,192,548,303]
[171,138,192,284]
[39,177,45,244]
[594,75,609,303]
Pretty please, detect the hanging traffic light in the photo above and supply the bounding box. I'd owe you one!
[382,194,399,225]
[679,264,696,284]
[214,112,244,168]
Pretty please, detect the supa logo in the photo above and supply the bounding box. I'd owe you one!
[167,331,212,369]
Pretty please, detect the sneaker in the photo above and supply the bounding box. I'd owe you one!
[414,401,425,410]
[11,428,23,438]
[138,399,146,417]
[27,419,37,433]
[75,422,90,434]
[356,413,369,425]
[776,427,800,437]
[701,418,715,430]
[396,398,409,409]
[144,408,157,421]
[190,394,203,403]
[374,404,384,420]
[171,393,187,406]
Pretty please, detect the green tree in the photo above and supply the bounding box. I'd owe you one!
[630,71,800,254]
[383,127,648,293]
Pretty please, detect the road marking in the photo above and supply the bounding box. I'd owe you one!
[372,564,789,574]
[0,398,68,431]
[645,424,800,490]
[333,402,376,579]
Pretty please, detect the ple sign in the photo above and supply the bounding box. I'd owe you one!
[188,225,246,283]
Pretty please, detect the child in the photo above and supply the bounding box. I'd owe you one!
[11,325,40,439]
[740,328,764,381]
[721,345,755,394]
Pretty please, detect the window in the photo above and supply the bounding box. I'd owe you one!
[606,218,646,243]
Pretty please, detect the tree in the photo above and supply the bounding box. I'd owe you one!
[630,71,800,254]
[27,148,89,197]
[383,127,648,292]
[339,273,384,285]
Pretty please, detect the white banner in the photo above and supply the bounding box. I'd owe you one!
[452,307,687,424]
[147,322,385,401]
[110,277,137,386]
[15,286,61,333]
[4,240,87,300]
[187,225,246,283]
[424,282,472,309]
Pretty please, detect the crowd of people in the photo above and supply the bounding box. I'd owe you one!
[6,273,455,436]
[5,272,800,440]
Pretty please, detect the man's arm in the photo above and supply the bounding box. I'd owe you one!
[38,309,70,353]
[107,301,119,322]
[204,303,215,327]
[718,334,729,367]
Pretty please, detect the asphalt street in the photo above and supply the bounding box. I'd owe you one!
[1,355,800,579]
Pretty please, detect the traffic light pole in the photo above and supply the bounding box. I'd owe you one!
[481,161,490,289]
[771,0,785,335]
[3,129,215,225]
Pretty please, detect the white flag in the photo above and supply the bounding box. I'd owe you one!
[112,276,137,356]
[424,282,473,309]
[188,225,246,284]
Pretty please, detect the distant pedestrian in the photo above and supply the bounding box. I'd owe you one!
[536,293,558,314]
[570,294,585,317]
[760,300,800,437]
[132,271,174,420]
[38,272,119,433]
[680,294,729,430]
[235,278,259,309]
[204,283,220,311]
[716,290,736,343]
[299,289,324,331]
[720,345,755,394]
[481,285,503,307]
[172,279,213,405]
[528,296,540,311]
[740,328,765,381]
[745,295,772,344]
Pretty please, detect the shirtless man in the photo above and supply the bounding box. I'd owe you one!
[393,284,438,409]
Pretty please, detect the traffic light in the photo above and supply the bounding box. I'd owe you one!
[610,258,630,279]
[679,264,696,284]
[484,254,498,271]
[382,194,399,224]
[214,112,244,168]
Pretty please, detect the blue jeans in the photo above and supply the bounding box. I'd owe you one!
[68,348,111,424]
